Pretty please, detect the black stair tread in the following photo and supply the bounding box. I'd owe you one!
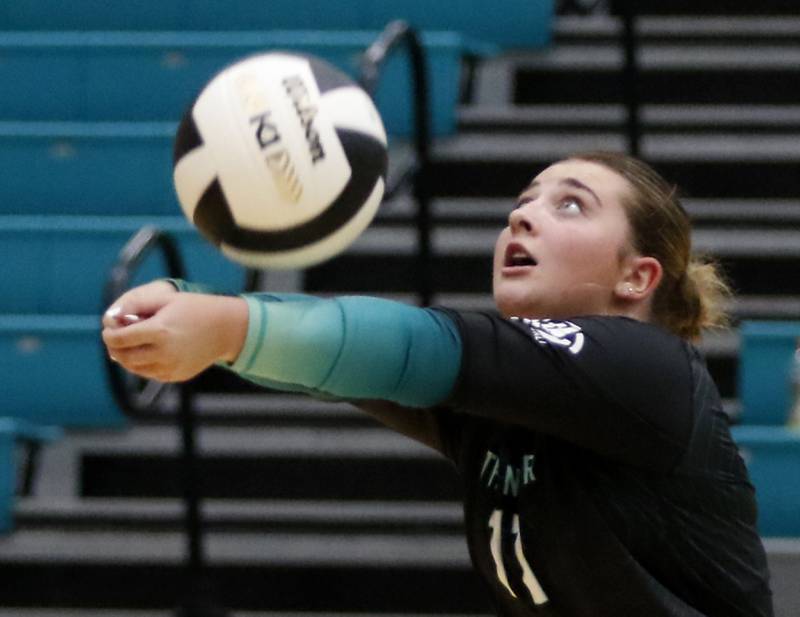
[0,529,470,567]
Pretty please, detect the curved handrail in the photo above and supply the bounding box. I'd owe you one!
[102,225,186,417]
[359,20,433,305]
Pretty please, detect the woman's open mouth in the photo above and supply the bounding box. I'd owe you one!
[503,242,538,273]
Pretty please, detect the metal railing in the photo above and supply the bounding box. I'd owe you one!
[103,227,220,617]
[360,20,433,305]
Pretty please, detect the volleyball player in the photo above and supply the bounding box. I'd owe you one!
[103,151,774,616]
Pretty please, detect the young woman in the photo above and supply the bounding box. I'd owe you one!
[102,151,774,617]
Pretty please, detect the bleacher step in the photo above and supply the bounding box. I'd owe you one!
[554,15,800,44]
[459,104,800,133]
[0,530,487,612]
[15,498,463,534]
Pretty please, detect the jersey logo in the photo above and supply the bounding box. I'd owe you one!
[511,317,585,355]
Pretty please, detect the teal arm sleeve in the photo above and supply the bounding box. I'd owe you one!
[165,278,317,303]
[230,296,462,408]
[165,279,327,395]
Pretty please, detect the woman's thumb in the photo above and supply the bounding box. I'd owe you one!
[103,281,177,328]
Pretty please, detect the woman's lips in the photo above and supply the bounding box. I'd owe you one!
[503,242,538,274]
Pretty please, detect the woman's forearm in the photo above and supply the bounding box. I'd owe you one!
[229,295,462,408]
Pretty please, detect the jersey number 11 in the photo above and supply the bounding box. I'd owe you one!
[488,509,549,606]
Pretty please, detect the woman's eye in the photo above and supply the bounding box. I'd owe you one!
[557,198,583,214]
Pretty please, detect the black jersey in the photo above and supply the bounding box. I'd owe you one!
[434,311,773,617]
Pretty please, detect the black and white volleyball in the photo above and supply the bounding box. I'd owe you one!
[173,52,388,268]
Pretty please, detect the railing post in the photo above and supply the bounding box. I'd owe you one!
[360,20,433,306]
[619,0,641,157]
[103,227,226,617]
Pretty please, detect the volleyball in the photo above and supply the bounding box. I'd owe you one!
[173,52,388,269]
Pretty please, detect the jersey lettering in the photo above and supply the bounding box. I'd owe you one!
[511,317,585,355]
[480,450,537,497]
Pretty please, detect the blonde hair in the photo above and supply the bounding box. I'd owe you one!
[568,151,732,340]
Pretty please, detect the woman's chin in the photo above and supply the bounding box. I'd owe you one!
[493,292,542,320]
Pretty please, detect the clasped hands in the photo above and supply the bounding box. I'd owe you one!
[101,280,248,383]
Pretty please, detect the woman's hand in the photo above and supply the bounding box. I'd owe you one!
[101,281,249,383]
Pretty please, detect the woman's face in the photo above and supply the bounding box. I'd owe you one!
[493,159,636,320]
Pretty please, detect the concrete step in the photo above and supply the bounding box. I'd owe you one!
[508,45,800,105]
[554,15,800,44]
[426,133,800,198]
[0,529,486,612]
[459,104,800,133]
[58,426,458,501]
[14,498,463,534]
[0,531,797,614]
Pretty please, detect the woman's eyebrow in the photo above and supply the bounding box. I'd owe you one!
[521,178,603,208]
[561,178,603,208]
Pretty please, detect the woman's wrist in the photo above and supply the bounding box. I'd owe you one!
[209,295,250,365]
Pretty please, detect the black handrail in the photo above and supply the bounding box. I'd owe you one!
[102,226,222,617]
[360,20,433,306]
[103,226,184,416]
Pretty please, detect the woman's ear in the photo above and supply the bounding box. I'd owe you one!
[615,256,663,301]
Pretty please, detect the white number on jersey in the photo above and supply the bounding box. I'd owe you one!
[487,509,549,606]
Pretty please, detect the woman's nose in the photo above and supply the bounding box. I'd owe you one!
[508,205,535,234]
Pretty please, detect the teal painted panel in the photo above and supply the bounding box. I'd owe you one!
[0,216,246,314]
[0,123,178,214]
[0,316,127,428]
[0,1,553,48]
[0,31,465,136]
[733,426,800,536]
[363,0,553,48]
[739,321,800,426]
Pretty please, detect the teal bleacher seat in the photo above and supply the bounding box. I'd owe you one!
[732,425,800,537]
[0,30,467,136]
[0,216,244,314]
[0,216,243,427]
[0,122,176,215]
[0,315,126,428]
[0,0,553,49]
[0,418,60,532]
[738,321,800,425]
[734,321,800,537]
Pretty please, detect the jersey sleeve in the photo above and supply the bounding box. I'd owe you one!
[228,295,462,408]
[440,310,695,472]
